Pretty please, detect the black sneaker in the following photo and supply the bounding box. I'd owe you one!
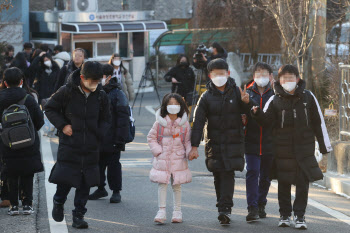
[246,206,260,223]
[258,204,267,218]
[110,192,121,203]
[52,200,64,222]
[23,205,34,215]
[278,216,291,227]
[88,188,108,200]
[72,214,89,229]
[218,212,231,225]
[294,216,307,229]
[8,206,19,216]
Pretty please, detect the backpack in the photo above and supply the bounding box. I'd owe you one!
[156,123,187,145]
[125,105,135,143]
[1,94,35,150]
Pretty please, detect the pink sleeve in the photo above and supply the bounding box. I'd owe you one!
[147,122,163,157]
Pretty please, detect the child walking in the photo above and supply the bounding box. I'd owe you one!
[147,93,192,224]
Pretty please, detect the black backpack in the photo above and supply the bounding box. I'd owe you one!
[1,94,35,150]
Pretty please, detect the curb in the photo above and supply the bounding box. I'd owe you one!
[316,172,350,198]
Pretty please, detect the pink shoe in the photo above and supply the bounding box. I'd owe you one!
[154,209,166,224]
[171,211,183,223]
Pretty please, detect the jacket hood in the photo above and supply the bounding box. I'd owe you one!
[53,51,71,61]
[274,79,306,98]
[0,87,27,108]
[155,109,188,128]
[102,78,122,93]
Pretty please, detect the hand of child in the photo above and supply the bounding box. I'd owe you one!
[62,125,73,136]
[239,85,250,104]
[241,114,247,125]
[252,106,259,115]
[189,147,199,161]
[172,78,178,83]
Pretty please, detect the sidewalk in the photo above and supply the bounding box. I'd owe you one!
[0,173,40,233]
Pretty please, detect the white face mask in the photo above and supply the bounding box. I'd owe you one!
[254,77,269,87]
[113,60,121,67]
[44,60,52,68]
[282,82,297,92]
[101,77,107,86]
[167,105,181,115]
[211,76,228,87]
[208,47,214,53]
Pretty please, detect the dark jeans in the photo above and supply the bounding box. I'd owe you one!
[245,153,273,209]
[7,174,34,206]
[54,176,90,215]
[98,151,122,192]
[278,169,309,217]
[213,171,235,213]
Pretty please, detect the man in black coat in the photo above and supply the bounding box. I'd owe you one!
[244,62,275,222]
[53,48,85,92]
[252,65,332,229]
[45,61,111,229]
[0,67,44,215]
[164,55,195,104]
[189,59,254,225]
[88,64,130,204]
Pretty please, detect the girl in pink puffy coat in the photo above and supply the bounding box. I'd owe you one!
[147,93,192,224]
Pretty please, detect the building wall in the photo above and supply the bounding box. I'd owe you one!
[30,0,55,11]
[0,0,29,53]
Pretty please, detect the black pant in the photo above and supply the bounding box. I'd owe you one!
[98,151,122,192]
[54,176,90,216]
[7,174,34,206]
[213,171,235,213]
[278,169,309,217]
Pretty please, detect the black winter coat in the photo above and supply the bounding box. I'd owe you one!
[164,64,195,99]
[101,79,130,154]
[45,69,111,188]
[252,80,333,184]
[33,62,60,102]
[191,77,254,172]
[54,60,80,92]
[0,87,44,176]
[244,80,274,155]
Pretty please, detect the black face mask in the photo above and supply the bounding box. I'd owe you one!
[179,62,189,68]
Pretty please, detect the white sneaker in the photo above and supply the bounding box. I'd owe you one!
[294,216,307,229]
[171,210,183,223]
[154,209,166,224]
[278,216,291,227]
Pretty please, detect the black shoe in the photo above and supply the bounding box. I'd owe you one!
[110,192,121,203]
[72,213,89,229]
[218,212,231,225]
[52,200,64,222]
[23,205,34,215]
[246,206,260,223]
[88,188,108,200]
[258,204,267,218]
[8,206,19,216]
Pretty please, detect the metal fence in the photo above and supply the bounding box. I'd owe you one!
[339,65,350,140]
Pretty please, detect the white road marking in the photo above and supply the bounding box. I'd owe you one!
[145,105,156,115]
[40,130,69,233]
[121,158,152,167]
[270,182,350,226]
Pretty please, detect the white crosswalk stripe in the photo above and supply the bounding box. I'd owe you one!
[121,158,152,167]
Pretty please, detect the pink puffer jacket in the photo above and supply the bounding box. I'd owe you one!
[147,110,192,185]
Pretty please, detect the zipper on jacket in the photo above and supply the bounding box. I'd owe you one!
[304,108,309,126]
[281,110,285,128]
[293,109,297,119]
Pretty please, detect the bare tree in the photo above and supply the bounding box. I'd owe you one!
[0,0,12,13]
[246,0,322,80]
[194,0,277,65]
